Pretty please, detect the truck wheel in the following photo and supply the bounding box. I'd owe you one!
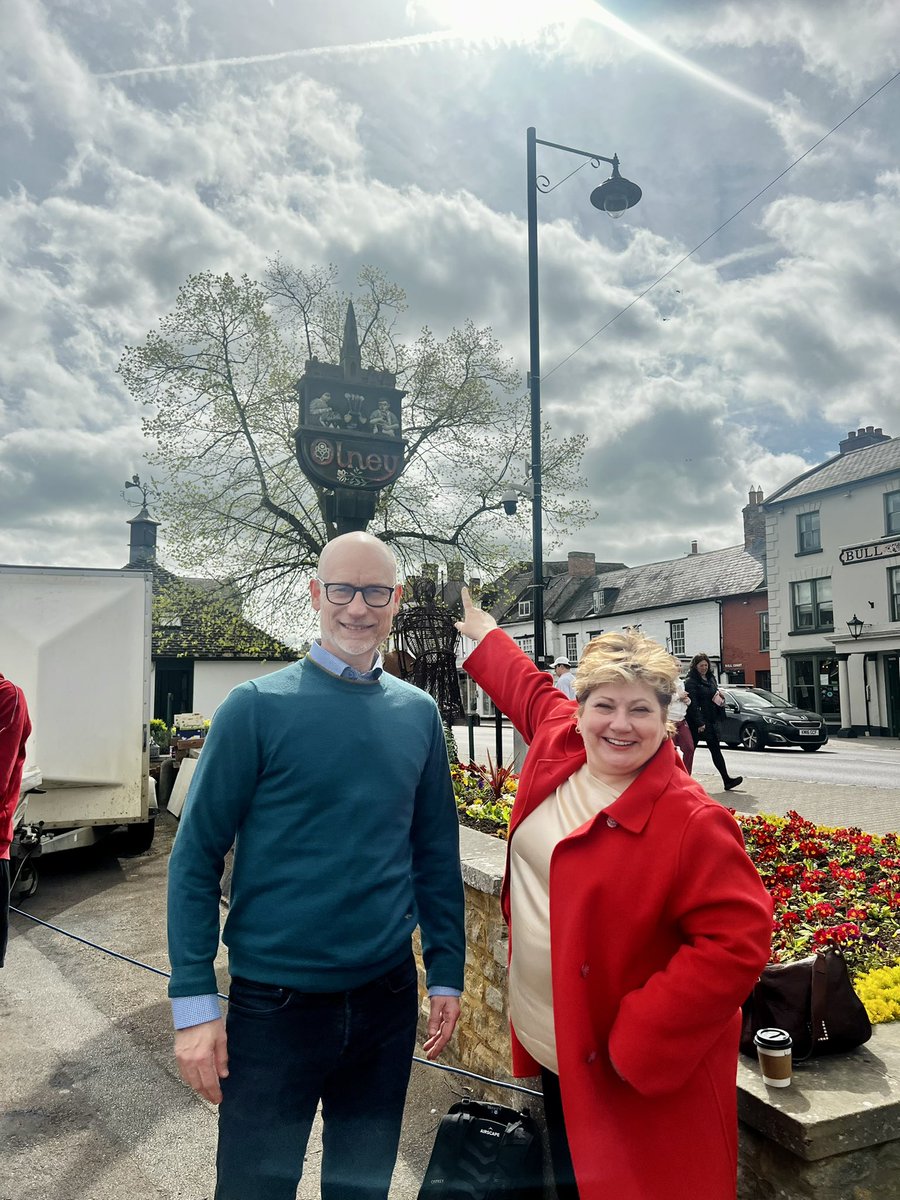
[119,818,156,856]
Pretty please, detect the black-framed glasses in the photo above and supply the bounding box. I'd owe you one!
[316,579,397,607]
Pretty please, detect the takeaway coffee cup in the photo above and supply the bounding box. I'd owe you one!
[754,1027,793,1087]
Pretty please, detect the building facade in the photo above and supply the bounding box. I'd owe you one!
[763,427,900,736]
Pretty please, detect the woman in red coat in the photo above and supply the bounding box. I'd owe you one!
[457,592,772,1200]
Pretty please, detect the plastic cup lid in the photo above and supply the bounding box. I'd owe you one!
[754,1027,792,1050]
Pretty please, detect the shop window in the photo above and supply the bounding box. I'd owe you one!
[789,655,840,722]
[797,511,821,554]
[756,669,771,690]
[791,578,833,632]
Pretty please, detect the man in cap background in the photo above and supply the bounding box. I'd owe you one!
[551,656,576,700]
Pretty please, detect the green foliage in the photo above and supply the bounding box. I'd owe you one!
[150,718,172,751]
[443,722,459,765]
[119,263,593,628]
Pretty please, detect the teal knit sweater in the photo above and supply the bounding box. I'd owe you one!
[167,658,465,998]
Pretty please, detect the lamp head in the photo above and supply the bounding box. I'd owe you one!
[590,157,642,219]
[847,613,864,640]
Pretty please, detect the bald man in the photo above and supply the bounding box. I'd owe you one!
[167,533,465,1200]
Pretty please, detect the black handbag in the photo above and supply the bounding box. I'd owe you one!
[417,1098,543,1200]
[739,944,872,1060]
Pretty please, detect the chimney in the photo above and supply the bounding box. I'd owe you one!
[690,540,699,555]
[567,551,596,578]
[447,559,465,582]
[839,426,890,455]
[126,505,159,567]
[742,487,766,549]
[421,562,438,582]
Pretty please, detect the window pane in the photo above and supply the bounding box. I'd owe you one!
[798,511,821,552]
[565,633,578,660]
[890,567,900,621]
[815,577,833,629]
[670,620,685,656]
[758,612,769,651]
[791,658,816,710]
[886,492,900,536]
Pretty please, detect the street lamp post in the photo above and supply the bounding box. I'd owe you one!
[525,127,641,667]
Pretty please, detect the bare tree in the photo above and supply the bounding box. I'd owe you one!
[119,264,592,629]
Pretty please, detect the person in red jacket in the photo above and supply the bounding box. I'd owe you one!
[1,673,32,967]
[456,591,772,1200]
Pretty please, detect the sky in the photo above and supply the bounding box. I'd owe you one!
[2,0,900,583]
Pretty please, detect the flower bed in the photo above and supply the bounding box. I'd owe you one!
[452,763,900,1022]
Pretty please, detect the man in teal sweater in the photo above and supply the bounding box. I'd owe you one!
[168,532,465,1200]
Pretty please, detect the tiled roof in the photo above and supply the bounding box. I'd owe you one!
[496,544,765,624]
[766,437,900,504]
[145,564,298,660]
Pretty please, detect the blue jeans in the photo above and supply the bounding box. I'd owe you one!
[215,953,419,1200]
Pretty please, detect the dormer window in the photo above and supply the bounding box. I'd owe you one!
[518,599,532,618]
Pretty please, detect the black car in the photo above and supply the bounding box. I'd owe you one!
[716,686,829,752]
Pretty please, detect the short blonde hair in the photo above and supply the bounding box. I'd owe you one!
[575,630,680,711]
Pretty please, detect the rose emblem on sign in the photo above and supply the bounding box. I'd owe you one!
[312,440,333,465]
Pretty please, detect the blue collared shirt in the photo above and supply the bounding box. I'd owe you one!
[171,642,459,1029]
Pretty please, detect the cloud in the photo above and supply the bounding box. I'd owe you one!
[1,0,899,579]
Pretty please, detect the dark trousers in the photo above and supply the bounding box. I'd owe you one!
[540,1069,579,1200]
[701,721,735,786]
[215,954,419,1200]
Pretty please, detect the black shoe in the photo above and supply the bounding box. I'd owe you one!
[724,776,743,791]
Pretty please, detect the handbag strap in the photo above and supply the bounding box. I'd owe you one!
[810,949,831,1048]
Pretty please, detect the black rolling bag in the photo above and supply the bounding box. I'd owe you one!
[417,1098,544,1200]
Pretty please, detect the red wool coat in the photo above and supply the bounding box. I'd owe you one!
[463,633,773,1200]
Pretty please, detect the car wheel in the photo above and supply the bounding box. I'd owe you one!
[801,744,822,752]
[739,722,764,752]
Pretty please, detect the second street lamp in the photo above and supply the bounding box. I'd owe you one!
[526,127,641,667]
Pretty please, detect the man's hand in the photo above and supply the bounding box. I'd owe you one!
[174,1017,229,1104]
[422,995,461,1061]
[454,587,497,644]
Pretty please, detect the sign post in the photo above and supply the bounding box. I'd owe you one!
[294,303,407,535]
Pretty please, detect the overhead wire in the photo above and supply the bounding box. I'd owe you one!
[542,64,900,383]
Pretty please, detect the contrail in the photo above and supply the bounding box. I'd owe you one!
[96,29,461,79]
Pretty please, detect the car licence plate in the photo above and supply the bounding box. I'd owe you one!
[799,729,819,737]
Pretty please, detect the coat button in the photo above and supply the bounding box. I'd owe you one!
[580,963,590,978]
[586,1051,598,1064]
[606,817,618,828]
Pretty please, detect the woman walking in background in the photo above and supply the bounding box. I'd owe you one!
[684,653,742,792]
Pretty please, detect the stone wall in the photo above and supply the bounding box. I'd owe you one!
[416,822,900,1199]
